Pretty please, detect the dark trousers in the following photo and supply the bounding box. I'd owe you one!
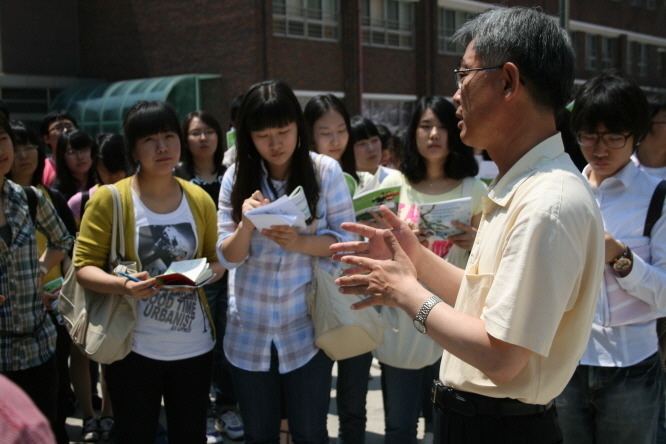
[3,355,59,439]
[336,352,373,444]
[434,400,562,444]
[105,350,213,444]
[53,321,72,444]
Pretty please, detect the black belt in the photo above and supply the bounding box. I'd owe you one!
[431,380,553,417]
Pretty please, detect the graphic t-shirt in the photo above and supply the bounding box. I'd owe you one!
[131,190,214,360]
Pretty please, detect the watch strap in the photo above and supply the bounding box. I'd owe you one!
[414,296,442,334]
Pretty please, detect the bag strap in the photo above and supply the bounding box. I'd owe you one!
[80,190,90,220]
[644,180,666,237]
[23,186,38,224]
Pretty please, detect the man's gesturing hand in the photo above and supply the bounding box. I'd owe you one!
[334,229,419,311]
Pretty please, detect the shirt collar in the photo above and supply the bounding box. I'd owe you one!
[582,158,638,191]
[487,133,566,208]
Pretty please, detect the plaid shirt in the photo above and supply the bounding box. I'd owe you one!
[217,153,354,373]
[0,179,74,371]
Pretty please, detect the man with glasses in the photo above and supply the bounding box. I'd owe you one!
[554,72,666,444]
[331,7,604,443]
[39,110,78,186]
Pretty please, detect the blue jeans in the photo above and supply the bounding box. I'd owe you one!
[555,352,663,444]
[381,361,438,444]
[230,344,333,444]
[336,352,373,444]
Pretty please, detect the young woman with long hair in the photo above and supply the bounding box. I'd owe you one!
[376,96,487,443]
[303,93,373,444]
[217,80,354,443]
[53,130,96,201]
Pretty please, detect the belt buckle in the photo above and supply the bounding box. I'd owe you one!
[431,380,444,404]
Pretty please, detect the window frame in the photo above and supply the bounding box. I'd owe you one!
[272,0,340,42]
[361,0,414,50]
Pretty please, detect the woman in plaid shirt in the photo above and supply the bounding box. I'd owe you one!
[0,115,74,439]
[217,80,355,444]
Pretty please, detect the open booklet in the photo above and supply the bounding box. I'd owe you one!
[154,258,215,288]
[245,185,311,231]
[416,196,472,242]
[352,185,401,222]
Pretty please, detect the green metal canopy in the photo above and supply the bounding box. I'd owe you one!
[49,74,221,136]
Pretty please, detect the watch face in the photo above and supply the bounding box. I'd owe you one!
[613,257,632,272]
[413,318,426,334]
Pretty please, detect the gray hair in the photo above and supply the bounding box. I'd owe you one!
[453,7,575,113]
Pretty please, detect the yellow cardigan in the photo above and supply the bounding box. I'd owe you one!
[74,176,219,337]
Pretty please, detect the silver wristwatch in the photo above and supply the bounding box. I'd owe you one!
[413,296,442,334]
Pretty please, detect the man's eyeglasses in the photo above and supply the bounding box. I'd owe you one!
[454,65,504,89]
[48,122,75,134]
[15,145,38,156]
[64,147,91,158]
[576,132,633,149]
[188,129,217,138]
[454,64,526,90]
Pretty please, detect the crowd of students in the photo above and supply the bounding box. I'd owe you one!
[1,37,666,444]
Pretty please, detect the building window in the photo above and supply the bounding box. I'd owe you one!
[585,34,599,70]
[630,0,641,6]
[657,50,666,78]
[361,0,414,49]
[273,0,339,41]
[438,8,477,54]
[601,37,615,71]
[647,0,656,10]
[637,43,648,76]
[627,41,634,75]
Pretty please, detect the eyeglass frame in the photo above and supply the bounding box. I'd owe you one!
[188,129,218,138]
[48,122,75,134]
[14,145,39,155]
[453,64,527,90]
[575,131,634,150]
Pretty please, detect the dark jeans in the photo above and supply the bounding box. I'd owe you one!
[555,352,663,444]
[434,398,562,444]
[230,344,333,444]
[381,362,437,444]
[204,277,237,408]
[105,350,213,444]
[336,352,373,444]
[3,354,58,437]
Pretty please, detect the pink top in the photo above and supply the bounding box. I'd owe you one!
[0,375,56,444]
[41,158,56,187]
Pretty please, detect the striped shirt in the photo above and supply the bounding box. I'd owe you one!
[0,180,74,371]
[217,153,354,373]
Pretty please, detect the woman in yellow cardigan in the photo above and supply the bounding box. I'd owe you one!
[74,101,225,444]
